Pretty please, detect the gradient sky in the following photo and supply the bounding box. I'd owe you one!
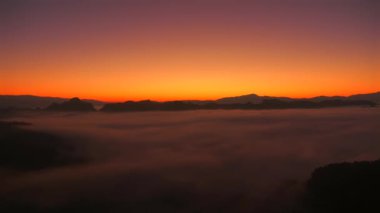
[1,0,379,101]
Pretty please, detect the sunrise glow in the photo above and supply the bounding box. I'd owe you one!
[1,0,378,101]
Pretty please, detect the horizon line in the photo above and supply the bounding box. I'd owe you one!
[1,90,379,103]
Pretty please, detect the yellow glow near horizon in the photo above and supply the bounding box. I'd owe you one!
[1,1,378,102]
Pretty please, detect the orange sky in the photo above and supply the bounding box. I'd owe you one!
[1,0,379,102]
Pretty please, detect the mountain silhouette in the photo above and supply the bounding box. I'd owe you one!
[101,100,199,112]
[1,91,379,110]
[216,91,380,104]
[302,159,380,213]
[0,121,85,171]
[0,95,104,110]
[348,92,380,103]
[46,98,96,111]
[217,94,293,104]
[101,99,376,112]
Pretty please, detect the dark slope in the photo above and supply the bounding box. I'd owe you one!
[46,98,96,111]
[0,121,85,171]
[217,92,380,104]
[101,99,376,112]
[0,95,103,109]
[302,160,380,213]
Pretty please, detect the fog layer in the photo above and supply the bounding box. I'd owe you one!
[1,108,380,212]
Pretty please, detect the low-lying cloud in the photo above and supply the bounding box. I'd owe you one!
[1,108,380,212]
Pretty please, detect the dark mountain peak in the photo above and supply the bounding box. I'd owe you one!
[217,93,294,104]
[217,93,261,104]
[241,93,259,97]
[46,98,95,111]
[139,99,156,103]
[230,93,259,98]
[69,97,81,102]
[0,95,104,110]
[216,91,380,105]
[348,91,380,103]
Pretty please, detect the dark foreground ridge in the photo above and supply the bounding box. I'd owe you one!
[101,99,376,112]
[301,160,380,213]
[0,121,85,171]
[46,97,96,111]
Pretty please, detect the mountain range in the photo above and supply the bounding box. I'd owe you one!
[216,92,380,104]
[0,92,379,110]
[0,95,104,109]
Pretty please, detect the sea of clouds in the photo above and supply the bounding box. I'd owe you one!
[1,108,379,212]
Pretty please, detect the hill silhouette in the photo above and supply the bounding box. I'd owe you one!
[101,99,376,112]
[0,95,104,110]
[0,121,85,171]
[301,159,380,213]
[217,94,293,104]
[46,98,96,111]
[101,100,199,111]
[1,91,379,111]
[217,91,380,104]
[348,92,380,103]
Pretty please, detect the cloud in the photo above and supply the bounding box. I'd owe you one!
[1,108,379,212]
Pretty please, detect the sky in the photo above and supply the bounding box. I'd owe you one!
[1,0,379,101]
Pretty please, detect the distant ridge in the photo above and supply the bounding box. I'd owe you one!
[216,91,380,104]
[0,91,379,110]
[101,99,376,112]
[0,95,104,109]
[46,97,96,111]
[216,94,292,104]
[348,92,380,103]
